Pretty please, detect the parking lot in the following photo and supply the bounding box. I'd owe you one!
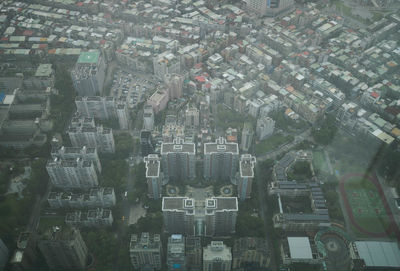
[111,70,159,109]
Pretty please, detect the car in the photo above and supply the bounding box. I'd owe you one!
[124,191,128,197]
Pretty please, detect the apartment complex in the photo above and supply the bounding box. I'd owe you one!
[204,137,239,182]
[237,154,256,201]
[167,234,186,271]
[203,241,232,271]
[71,50,106,96]
[161,137,196,183]
[46,157,98,189]
[140,130,155,156]
[65,208,113,228]
[162,197,238,237]
[165,73,184,100]
[185,107,200,128]
[75,96,130,130]
[185,237,202,269]
[51,145,102,173]
[9,232,38,271]
[0,239,8,271]
[38,227,88,271]
[47,187,116,209]
[67,116,115,153]
[144,154,163,199]
[130,233,162,270]
[232,238,270,269]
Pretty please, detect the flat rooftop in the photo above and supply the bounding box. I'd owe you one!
[161,141,195,154]
[204,137,239,154]
[35,63,53,77]
[77,51,100,64]
[287,237,313,259]
[354,241,400,268]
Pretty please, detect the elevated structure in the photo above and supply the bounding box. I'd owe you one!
[203,241,232,271]
[237,154,256,200]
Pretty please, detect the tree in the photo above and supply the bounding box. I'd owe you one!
[28,158,49,196]
[311,115,337,145]
[114,133,134,159]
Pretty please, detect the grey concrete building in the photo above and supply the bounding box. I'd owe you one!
[75,96,129,130]
[0,239,8,271]
[203,241,231,271]
[143,105,155,131]
[237,154,256,201]
[144,154,163,200]
[204,137,239,183]
[10,232,38,271]
[46,157,98,189]
[68,116,115,153]
[232,238,270,270]
[65,208,113,228]
[240,122,253,152]
[47,187,116,209]
[130,233,162,271]
[38,227,88,271]
[185,237,202,269]
[51,145,102,173]
[167,234,186,271]
[71,50,106,96]
[161,137,196,183]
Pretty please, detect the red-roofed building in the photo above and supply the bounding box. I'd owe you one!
[371,92,379,99]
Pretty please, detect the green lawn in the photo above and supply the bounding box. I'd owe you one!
[255,134,294,156]
[313,150,329,173]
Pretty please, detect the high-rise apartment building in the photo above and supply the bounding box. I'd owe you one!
[144,154,163,199]
[130,233,162,270]
[143,105,155,131]
[140,130,154,156]
[167,234,186,271]
[237,154,256,201]
[240,122,254,152]
[165,73,184,100]
[38,227,88,271]
[162,197,238,237]
[204,137,239,182]
[203,241,232,271]
[185,237,202,269]
[65,208,113,228]
[71,50,106,96]
[185,107,199,127]
[161,137,196,183]
[232,238,270,270]
[75,96,129,130]
[67,116,115,153]
[46,158,98,189]
[256,116,275,141]
[51,145,102,173]
[48,187,116,209]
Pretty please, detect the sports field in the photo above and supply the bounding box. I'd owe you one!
[313,150,329,173]
[339,174,397,238]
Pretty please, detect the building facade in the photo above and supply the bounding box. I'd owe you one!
[204,137,239,183]
[185,107,200,128]
[38,227,88,271]
[67,117,115,153]
[232,238,270,270]
[0,239,8,271]
[51,145,102,173]
[46,158,98,189]
[165,73,184,100]
[203,241,232,271]
[256,116,275,141]
[237,154,256,201]
[167,234,186,271]
[144,154,163,199]
[71,50,106,96]
[130,233,162,271]
[143,105,155,131]
[161,137,196,183]
[240,122,253,152]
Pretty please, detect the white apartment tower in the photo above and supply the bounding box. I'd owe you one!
[130,233,162,270]
[185,107,200,127]
[240,122,254,152]
[165,73,184,100]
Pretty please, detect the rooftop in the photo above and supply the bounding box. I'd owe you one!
[35,63,53,77]
[354,241,400,268]
[77,51,100,64]
[204,137,239,154]
[287,237,313,259]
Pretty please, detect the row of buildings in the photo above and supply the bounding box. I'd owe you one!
[130,233,270,271]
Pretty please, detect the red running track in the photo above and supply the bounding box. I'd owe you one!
[338,173,400,241]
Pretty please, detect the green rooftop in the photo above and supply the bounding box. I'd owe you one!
[77,51,100,64]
